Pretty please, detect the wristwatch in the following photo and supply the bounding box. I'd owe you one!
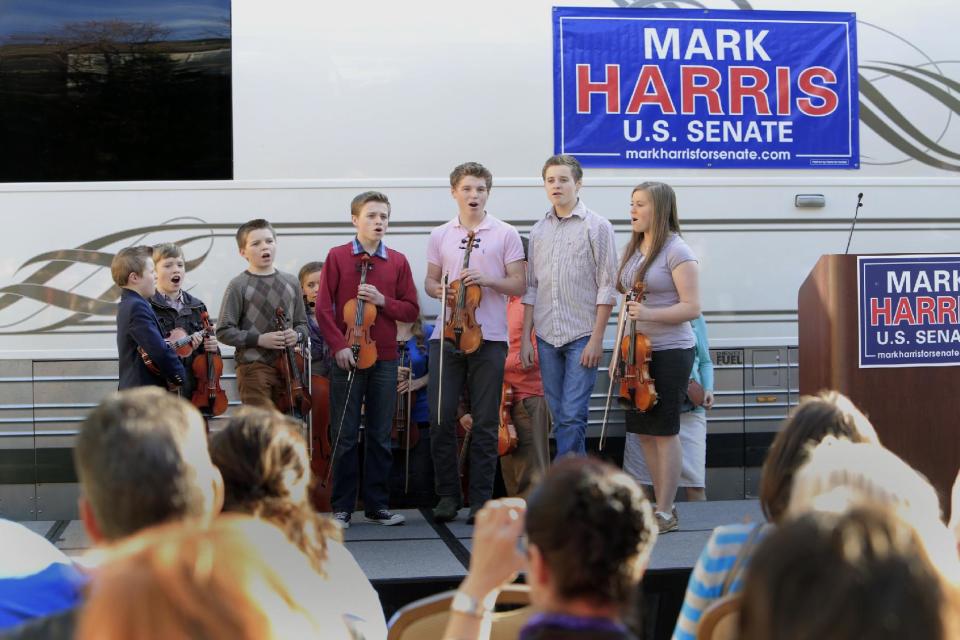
[450,590,493,618]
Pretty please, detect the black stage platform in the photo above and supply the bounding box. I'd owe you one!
[30,499,763,640]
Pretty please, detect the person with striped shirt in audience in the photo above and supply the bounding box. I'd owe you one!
[520,154,618,457]
[671,392,879,640]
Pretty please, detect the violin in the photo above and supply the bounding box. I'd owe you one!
[392,341,421,450]
[598,277,658,450]
[497,383,518,456]
[342,254,377,369]
[274,307,313,418]
[392,341,421,495]
[616,281,658,412]
[137,346,182,391]
[190,311,228,417]
[443,231,482,355]
[165,327,203,358]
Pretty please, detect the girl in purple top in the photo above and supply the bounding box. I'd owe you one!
[616,182,701,534]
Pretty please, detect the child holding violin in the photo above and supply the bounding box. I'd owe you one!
[391,312,434,507]
[299,261,335,511]
[216,219,308,412]
[149,243,220,410]
[298,261,333,378]
[616,182,700,534]
[114,246,185,391]
[315,191,419,528]
[424,162,526,523]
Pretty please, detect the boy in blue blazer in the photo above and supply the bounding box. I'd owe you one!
[113,246,185,390]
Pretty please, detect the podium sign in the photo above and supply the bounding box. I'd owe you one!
[857,255,960,368]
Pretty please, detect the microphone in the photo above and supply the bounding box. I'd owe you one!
[843,192,864,255]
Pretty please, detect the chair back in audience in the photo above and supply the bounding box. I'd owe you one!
[387,584,533,640]
[696,594,741,640]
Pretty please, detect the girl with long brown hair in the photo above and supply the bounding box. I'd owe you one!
[616,181,700,534]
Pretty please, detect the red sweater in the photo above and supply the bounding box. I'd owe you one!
[316,242,419,362]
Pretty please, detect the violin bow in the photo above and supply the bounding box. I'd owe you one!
[303,334,314,458]
[324,258,369,489]
[436,272,448,426]
[401,346,413,494]
[599,290,631,451]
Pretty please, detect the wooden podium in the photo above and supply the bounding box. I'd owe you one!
[798,254,959,506]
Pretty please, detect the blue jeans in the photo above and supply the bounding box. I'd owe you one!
[537,335,598,457]
[329,359,398,513]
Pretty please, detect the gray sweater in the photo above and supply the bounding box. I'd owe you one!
[216,270,308,365]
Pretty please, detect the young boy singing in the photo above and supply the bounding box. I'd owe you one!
[425,162,526,523]
[315,191,419,528]
[521,154,618,456]
[216,219,308,411]
[113,246,185,391]
[150,243,219,408]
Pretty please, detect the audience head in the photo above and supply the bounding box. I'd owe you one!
[77,516,341,640]
[738,505,960,640]
[75,388,221,543]
[789,437,941,522]
[525,456,656,613]
[209,407,340,574]
[759,391,878,523]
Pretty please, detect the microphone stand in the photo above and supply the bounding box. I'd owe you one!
[844,192,864,255]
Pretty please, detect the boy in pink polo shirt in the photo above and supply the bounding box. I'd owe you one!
[424,162,526,523]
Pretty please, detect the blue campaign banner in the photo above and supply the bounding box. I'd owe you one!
[553,7,859,169]
[857,255,960,368]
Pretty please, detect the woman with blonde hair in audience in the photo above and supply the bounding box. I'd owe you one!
[76,516,362,640]
[788,436,960,582]
[738,504,960,640]
[671,391,879,640]
[209,407,386,637]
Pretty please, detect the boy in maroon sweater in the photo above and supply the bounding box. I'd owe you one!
[316,191,419,528]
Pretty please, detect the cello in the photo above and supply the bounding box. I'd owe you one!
[599,277,658,450]
[190,311,228,417]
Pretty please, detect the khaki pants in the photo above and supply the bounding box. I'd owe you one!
[236,362,281,411]
[500,395,552,497]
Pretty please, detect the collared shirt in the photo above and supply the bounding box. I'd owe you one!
[522,200,618,347]
[351,237,388,259]
[426,213,525,343]
[161,289,184,312]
